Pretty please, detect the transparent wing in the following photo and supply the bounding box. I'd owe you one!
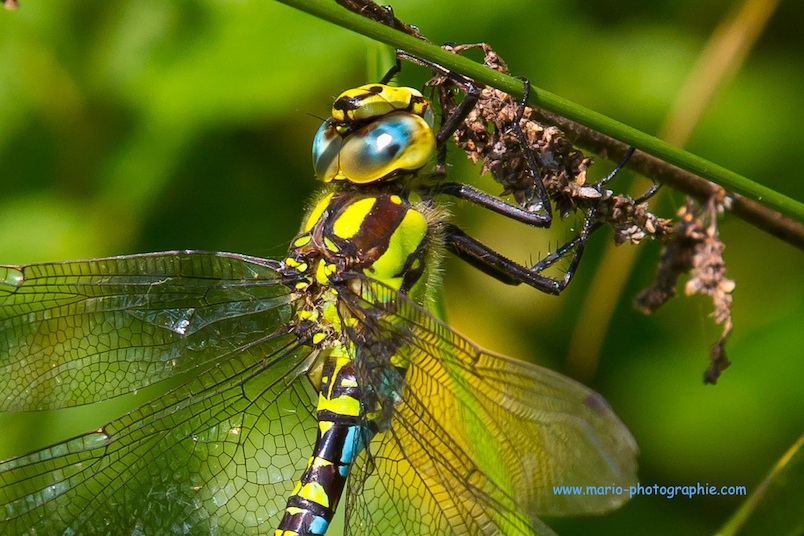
[0,251,321,534]
[344,279,638,535]
[0,251,291,410]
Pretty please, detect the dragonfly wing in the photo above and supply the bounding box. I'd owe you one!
[0,331,320,534]
[344,279,637,535]
[0,250,327,533]
[0,251,291,410]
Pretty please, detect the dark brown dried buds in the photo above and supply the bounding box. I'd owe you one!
[635,191,735,383]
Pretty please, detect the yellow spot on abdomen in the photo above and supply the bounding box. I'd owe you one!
[317,393,360,417]
[299,481,330,507]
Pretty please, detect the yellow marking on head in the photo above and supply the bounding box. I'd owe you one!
[331,84,424,122]
[295,281,309,290]
[332,197,376,239]
[319,421,334,434]
[389,194,402,204]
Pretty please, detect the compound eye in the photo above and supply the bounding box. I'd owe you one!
[312,121,342,183]
[338,112,436,184]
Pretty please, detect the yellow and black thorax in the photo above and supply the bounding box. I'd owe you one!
[285,191,431,296]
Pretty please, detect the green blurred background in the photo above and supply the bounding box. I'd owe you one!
[1,0,802,534]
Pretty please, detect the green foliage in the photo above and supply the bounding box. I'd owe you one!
[1,1,802,534]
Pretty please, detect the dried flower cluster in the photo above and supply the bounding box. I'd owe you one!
[431,43,671,246]
[603,194,673,246]
[635,193,735,383]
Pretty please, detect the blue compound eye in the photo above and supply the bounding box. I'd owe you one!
[338,112,436,184]
[312,121,343,183]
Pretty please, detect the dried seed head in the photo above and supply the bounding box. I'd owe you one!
[635,193,735,383]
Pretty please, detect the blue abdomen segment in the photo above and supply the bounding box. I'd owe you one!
[276,350,368,536]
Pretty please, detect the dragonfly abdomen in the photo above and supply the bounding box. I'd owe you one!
[276,348,366,536]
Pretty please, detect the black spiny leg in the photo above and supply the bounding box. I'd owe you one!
[443,147,639,294]
[531,166,661,273]
[443,224,565,294]
[433,182,553,227]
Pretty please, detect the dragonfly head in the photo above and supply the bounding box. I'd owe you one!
[312,84,436,185]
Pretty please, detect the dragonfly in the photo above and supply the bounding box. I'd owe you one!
[0,79,638,535]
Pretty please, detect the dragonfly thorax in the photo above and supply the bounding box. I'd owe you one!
[284,191,430,296]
